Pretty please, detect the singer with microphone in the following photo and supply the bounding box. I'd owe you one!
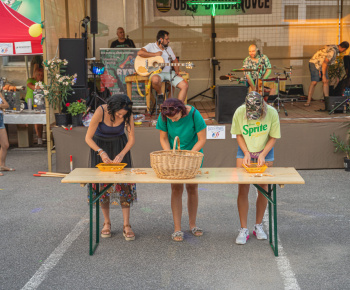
[137,30,188,103]
[242,44,274,101]
[110,27,135,48]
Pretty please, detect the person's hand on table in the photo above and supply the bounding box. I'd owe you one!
[100,152,112,164]
[112,153,125,164]
[257,154,266,167]
[243,151,251,167]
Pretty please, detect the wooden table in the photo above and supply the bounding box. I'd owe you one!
[125,72,189,112]
[62,167,305,256]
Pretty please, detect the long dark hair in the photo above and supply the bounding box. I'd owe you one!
[107,94,133,125]
[160,98,187,121]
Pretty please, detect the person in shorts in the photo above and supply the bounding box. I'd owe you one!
[137,30,188,103]
[231,91,281,245]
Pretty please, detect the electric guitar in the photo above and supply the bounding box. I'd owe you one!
[134,56,194,77]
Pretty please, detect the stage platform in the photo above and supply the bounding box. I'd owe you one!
[134,99,350,126]
[7,99,349,172]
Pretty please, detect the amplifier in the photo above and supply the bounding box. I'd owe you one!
[324,96,348,112]
[286,84,304,96]
[215,85,247,124]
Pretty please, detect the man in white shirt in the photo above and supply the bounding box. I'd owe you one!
[137,30,188,102]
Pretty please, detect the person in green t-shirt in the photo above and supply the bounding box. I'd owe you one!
[156,98,207,242]
[231,91,281,245]
[25,68,44,145]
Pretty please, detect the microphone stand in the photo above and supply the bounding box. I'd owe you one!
[163,45,175,99]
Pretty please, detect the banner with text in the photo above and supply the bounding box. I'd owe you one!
[100,48,146,106]
[154,0,272,16]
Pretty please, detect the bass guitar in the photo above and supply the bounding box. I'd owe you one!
[134,56,194,77]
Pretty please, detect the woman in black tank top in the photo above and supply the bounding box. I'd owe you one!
[86,94,137,241]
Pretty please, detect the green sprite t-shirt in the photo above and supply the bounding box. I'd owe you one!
[156,106,207,153]
[231,104,281,152]
[25,78,37,103]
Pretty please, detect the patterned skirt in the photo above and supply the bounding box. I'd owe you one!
[88,134,137,207]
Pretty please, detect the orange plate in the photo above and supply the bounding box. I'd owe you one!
[96,163,127,172]
[242,163,268,173]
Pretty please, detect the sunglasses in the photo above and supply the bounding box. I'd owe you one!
[161,106,178,113]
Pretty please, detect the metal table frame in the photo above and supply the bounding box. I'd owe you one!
[88,183,279,256]
[62,167,304,256]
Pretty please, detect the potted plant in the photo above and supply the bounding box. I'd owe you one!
[330,132,350,171]
[38,58,77,126]
[66,99,87,126]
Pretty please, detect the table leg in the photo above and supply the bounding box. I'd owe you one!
[89,183,113,256]
[253,184,278,256]
[126,82,132,100]
[273,184,278,256]
[268,184,272,245]
[89,184,94,256]
[95,183,100,248]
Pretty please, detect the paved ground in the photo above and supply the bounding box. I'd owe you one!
[0,150,349,290]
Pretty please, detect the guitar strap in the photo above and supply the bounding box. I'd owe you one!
[135,69,162,97]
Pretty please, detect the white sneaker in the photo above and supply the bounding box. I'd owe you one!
[253,223,267,240]
[236,228,249,245]
[37,138,43,145]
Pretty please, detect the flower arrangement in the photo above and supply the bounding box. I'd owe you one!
[66,99,87,116]
[38,58,77,112]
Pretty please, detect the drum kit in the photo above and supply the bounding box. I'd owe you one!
[220,66,293,116]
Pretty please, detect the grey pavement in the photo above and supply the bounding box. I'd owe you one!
[0,149,349,290]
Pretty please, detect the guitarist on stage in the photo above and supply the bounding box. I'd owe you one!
[137,30,188,103]
[243,44,275,101]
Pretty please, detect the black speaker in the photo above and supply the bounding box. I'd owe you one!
[59,38,87,88]
[286,84,304,96]
[62,87,89,113]
[90,0,98,34]
[324,96,348,112]
[215,85,248,124]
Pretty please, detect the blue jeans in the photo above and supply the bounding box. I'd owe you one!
[236,146,274,162]
[309,62,328,82]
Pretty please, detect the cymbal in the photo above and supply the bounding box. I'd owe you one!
[231,68,257,72]
[273,66,294,70]
[220,75,240,81]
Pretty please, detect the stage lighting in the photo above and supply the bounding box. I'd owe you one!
[81,16,90,28]
[91,62,105,75]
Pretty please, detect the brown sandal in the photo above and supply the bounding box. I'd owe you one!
[304,103,311,107]
[123,224,135,241]
[101,222,111,238]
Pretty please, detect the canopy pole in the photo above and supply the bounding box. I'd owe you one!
[65,0,70,37]
[25,55,29,79]
[40,0,52,172]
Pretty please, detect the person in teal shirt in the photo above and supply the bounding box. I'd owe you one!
[231,91,281,245]
[156,98,207,242]
[25,68,44,144]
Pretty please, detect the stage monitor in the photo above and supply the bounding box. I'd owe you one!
[59,38,87,88]
[215,85,248,124]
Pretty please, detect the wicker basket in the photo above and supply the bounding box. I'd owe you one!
[150,136,204,179]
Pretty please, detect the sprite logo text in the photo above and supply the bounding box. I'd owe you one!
[243,122,268,136]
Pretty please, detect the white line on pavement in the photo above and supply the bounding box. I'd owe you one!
[256,188,301,290]
[21,214,89,290]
